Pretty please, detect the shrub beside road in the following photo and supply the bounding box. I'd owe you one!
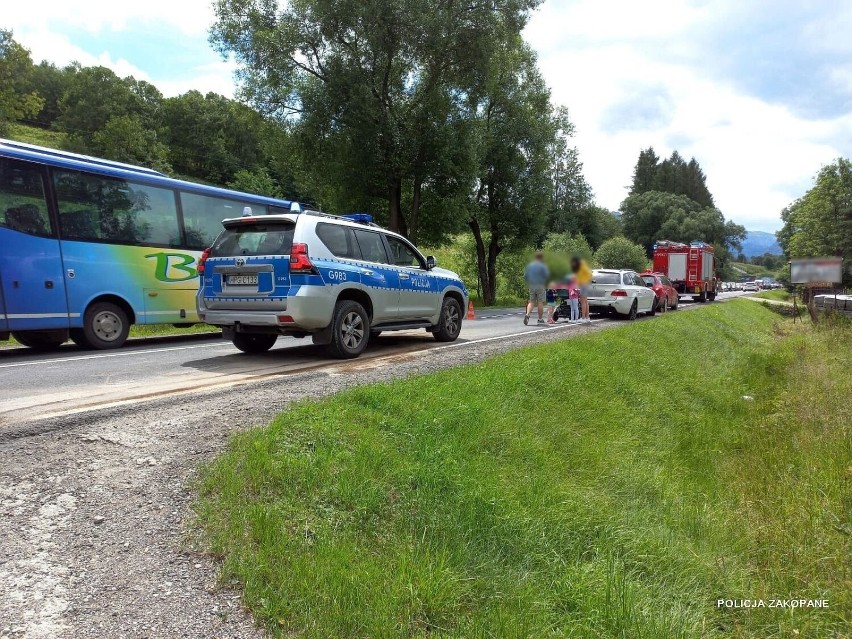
[194,300,851,638]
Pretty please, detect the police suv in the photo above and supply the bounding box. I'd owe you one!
[196,208,468,358]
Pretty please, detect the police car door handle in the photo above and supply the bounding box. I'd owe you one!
[361,269,374,276]
[399,273,410,280]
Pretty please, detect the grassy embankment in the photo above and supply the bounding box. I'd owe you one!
[4,122,66,148]
[755,289,793,302]
[194,300,850,638]
[732,262,772,277]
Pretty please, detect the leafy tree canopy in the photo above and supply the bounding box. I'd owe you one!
[594,236,648,272]
[778,158,852,284]
[211,0,544,241]
[0,29,43,134]
[630,147,714,208]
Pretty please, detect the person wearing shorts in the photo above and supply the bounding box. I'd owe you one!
[571,256,593,323]
[524,251,550,325]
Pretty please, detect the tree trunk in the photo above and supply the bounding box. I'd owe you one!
[408,177,422,244]
[469,217,495,306]
[388,177,407,236]
[486,234,500,305]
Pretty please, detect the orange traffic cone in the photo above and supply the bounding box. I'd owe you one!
[467,300,476,320]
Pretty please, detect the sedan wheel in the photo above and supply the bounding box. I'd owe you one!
[624,299,638,321]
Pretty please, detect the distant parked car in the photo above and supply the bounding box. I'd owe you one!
[742,281,759,292]
[639,271,680,311]
[587,269,657,320]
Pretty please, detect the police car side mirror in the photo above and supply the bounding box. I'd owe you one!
[426,255,437,270]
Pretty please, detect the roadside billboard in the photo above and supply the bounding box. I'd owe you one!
[790,258,844,285]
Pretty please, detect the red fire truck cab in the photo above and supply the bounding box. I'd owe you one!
[652,240,718,303]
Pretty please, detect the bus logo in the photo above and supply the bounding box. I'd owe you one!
[235,258,246,267]
[145,252,198,283]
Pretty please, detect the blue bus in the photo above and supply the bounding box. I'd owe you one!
[0,138,299,350]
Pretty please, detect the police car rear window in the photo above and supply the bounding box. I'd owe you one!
[211,222,295,257]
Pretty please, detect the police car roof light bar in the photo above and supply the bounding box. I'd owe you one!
[341,213,374,225]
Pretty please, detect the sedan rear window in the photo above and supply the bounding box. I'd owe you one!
[211,222,295,257]
[593,272,621,284]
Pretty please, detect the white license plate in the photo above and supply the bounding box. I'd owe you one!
[226,274,258,286]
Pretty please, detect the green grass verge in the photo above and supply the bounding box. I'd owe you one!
[194,301,851,638]
[755,290,792,302]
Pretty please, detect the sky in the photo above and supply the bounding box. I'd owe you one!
[6,0,852,232]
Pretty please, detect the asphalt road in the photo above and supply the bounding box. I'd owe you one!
[0,293,746,425]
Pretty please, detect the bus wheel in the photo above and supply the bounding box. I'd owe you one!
[81,302,130,350]
[11,330,68,351]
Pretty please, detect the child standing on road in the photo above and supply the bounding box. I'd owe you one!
[546,287,557,324]
[567,276,580,322]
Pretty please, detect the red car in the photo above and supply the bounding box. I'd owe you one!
[639,271,679,311]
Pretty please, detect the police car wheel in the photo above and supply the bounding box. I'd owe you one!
[232,333,277,354]
[433,297,462,342]
[328,300,369,359]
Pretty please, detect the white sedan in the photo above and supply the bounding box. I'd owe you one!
[586,269,658,320]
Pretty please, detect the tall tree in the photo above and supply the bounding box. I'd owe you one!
[778,158,852,285]
[56,66,166,156]
[211,0,543,240]
[620,190,745,271]
[0,30,43,134]
[468,41,557,305]
[162,90,266,183]
[24,61,76,127]
[630,147,659,195]
[629,147,714,208]
[547,109,592,233]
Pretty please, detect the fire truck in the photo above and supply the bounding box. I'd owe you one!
[652,240,718,302]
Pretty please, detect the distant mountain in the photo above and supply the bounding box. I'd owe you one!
[740,231,782,258]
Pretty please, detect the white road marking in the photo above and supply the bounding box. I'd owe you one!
[432,319,603,351]
[0,342,227,369]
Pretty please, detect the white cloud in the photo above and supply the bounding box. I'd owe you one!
[7,6,236,99]
[525,0,851,232]
[154,59,240,98]
[3,0,216,36]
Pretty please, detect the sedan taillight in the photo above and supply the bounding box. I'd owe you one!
[611,289,628,297]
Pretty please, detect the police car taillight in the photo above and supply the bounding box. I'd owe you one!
[290,243,315,273]
[197,247,212,275]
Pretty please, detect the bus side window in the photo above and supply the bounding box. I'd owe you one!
[53,169,179,246]
[180,192,260,250]
[0,159,53,237]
